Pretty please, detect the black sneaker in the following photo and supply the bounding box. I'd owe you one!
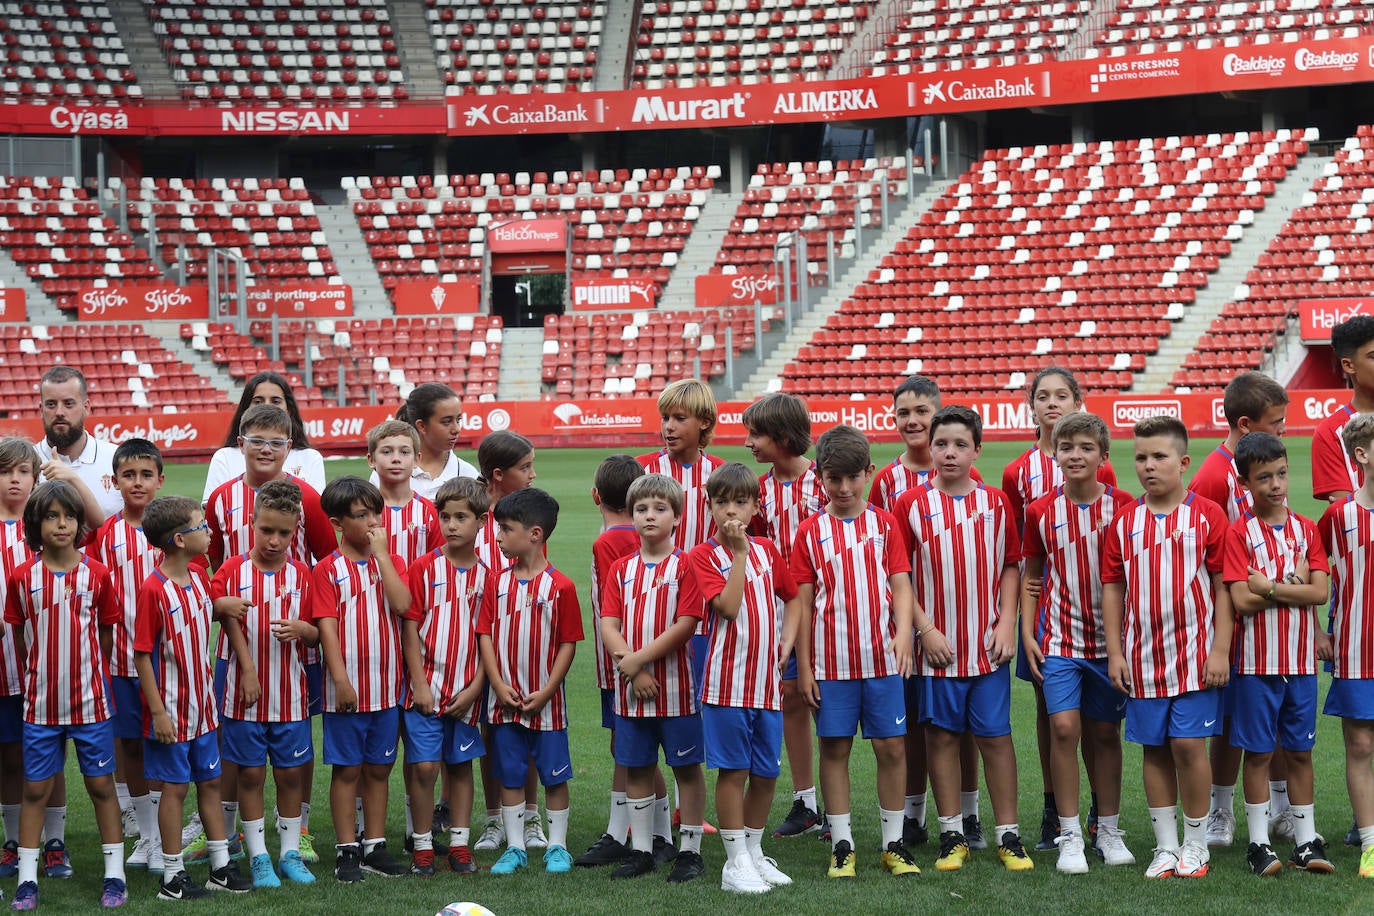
[335,846,364,883]
[1247,842,1282,876]
[963,814,987,850]
[666,849,704,883]
[772,798,822,837]
[1088,804,1102,859]
[206,861,252,893]
[818,813,832,842]
[1346,818,1360,847]
[159,869,211,900]
[362,841,407,877]
[433,801,452,832]
[1036,805,1059,851]
[652,835,678,866]
[903,815,929,846]
[403,834,449,856]
[610,849,656,879]
[1290,838,1335,873]
[575,834,631,867]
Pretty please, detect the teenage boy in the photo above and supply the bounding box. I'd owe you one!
[1103,416,1232,880]
[1313,315,1374,503]
[368,420,443,568]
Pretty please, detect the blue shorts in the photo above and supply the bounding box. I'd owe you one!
[689,634,708,702]
[322,707,399,767]
[701,705,782,777]
[401,709,484,766]
[144,730,221,785]
[1230,674,1317,753]
[815,675,906,740]
[781,651,798,682]
[23,720,116,782]
[1124,690,1221,746]
[488,723,572,789]
[0,695,22,744]
[903,675,921,719]
[601,688,615,731]
[221,717,314,768]
[919,668,1012,737]
[1015,627,1034,683]
[1042,657,1128,723]
[109,676,145,741]
[213,658,227,713]
[1324,677,1374,720]
[1218,665,1239,721]
[306,662,323,717]
[613,713,704,769]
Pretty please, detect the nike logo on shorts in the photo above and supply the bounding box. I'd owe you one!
[676,746,696,757]
[460,740,475,752]
[384,747,396,758]
[896,715,907,725]
[1204,719,1216,728]
[96,757,113,768]
[293,747,308,758]
[552,765,570,777]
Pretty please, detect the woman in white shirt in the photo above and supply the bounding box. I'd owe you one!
[202,371,326,501]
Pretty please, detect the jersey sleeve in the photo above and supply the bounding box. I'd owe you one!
[1021,500,1047,564]
[890,490,918,559]
[1312,422,1354,500]
[1319,503,1340,556]
[1303,516,1331,575]
[674,560,705,624]
[790,518,818,586]
[2,566,24,627]
[85,518,112,567]
[600,557,628,621]
[309,561,341,620]
[1101,517,1125,583]
[868,465,892,512]
[300,488,338,562]
[1202,499,1227,574]
[422,501,444,555]
[1221,522,1252,584]
[404,554,430,623]
[205,491,226,569]
[876,509,911,576]
[207,556,238,600]
[553,577,584,644]
[132,580,164,654]
[766,539,799,601]
[90,563,120,626]
[475,571,496,636]
[996,489,1023,565]
[686,544,727,605]
[1001,456,1024,529]
[294,561,315,625]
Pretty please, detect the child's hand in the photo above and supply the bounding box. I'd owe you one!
[889,634,913,678]
[493,682,521,711]
[366,527,389,554]
[1246,566,1274,598]
[334,681,358,712]
[215,597,252,621]
[1316,629,1335,662]
[446,681,482,719]
[240,673,260,708]
[1021,638,1045,683]
[987,621,1016,667]
[519,687,551,716]
[615,650,643,681]
[1203,649,1230,689]
[1293,558,1311,584]
[1107,655,1131,695]
[797,670,821,709]
[718,518,749,555]
[271,619,306,642]
[1023,576,1044,601]
[411,681,435,717]
[631,669,659,700]
[919,627,955,669]
[39,460,77,486]
[152,710,176,744]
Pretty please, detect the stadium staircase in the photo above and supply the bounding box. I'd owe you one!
[0,252,63,324]
[1132,149,1330,392]
[107,0,179,97]
[497,327,544,400]
[386,0,446,98]
[592,0,637,91]
[1061,0,1119,58]
[654,185,744,310]
[317,202,392,318]
[831,0,906,77]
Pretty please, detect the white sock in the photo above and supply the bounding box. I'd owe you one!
[828,812,853,849]
[449,826,470,849]
[243,818,267,859]
[1,803,18,842]
[678,824,703,855]
[879,807,903,846]
[994,823,1019,846]
[1149,805,1179,851]
[149,792,162,847]
[653,794,671,841]
[1182,814,1206,848]
[116,783,130,810]
[628,796,654,854]
[411,831,433,852]
[1359,825,1374,851]
[904,793,926,825]
[16,846,37,884]
[132,794,155,843]
[361,837,383,856]
[1098,813,1119,831]
[607,791,629,843]
[404,796,414,840]
[502,804,525,851]
[43,805,66,842]
[299,801,311,833]
[960,791,979,819]
[161,853,184,881]
[721,828,747,863]
[744,826,764,857]
[277,815,301,856]
[221,801,239,842]
[796,787,817,810]
[1059,815,1080,837]
[1210,785,1234,814]
[1246,802,1270,846]
[547,807,569,848]
[938,813,961,835]
[102,842,125,881]
[1269,780,1290,815]
[354,797,363,835]
[206,838,229,870]
[1291,804,1317,845]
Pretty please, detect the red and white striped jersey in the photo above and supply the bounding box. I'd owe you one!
[1100,492,1227,699]
[1312,403,1363,501]
[310,551,407,713]
[791,507,911,681]
[636,449,726,552]
[894,483,1022,677]
[1320,497,1374,678]
[1189,445,1252,524]
[133,567,217,741]
[209,555,313,722]
[381,496,442,569]
[1223,510,1326,676]
[753,464,826,566]
[204,474,336,570]
[1002,445,1117,532]
[476,564,583,731]
[601,550,704,718]
[474,513,503,574]
[590,525,641,691]
[869,460,983,513]
[404,549,488,726]
[0,520,32,696]
[4,555,119,725]
[1022,486,1136,660]
[689,536,798,710]
[87,512,161,678]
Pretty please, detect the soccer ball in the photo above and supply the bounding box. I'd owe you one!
[437,904,495,916]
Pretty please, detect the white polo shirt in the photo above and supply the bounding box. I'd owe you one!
[35,433,124,517]
[368,450,478,501]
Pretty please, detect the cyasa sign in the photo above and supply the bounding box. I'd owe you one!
[393,280,481,315]
[245,283,354,317]
[76,284,208,320]
[570,277,656,310]
[486,219,567,253]
[1299,298,1370,343]
[694,272,780,308]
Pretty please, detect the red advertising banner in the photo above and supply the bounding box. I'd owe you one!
[694,272,780,308]
[486,219,567,253]
[0,288,26,322]
[393,280,481,315]
[0,102,447,137]
[1300,298,1371,343]
[569,277,657,310]
[245,283,354,317]
[75,284,208,321]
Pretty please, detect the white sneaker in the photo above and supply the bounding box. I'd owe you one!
[1177,840,1210,877]
[474,815,505,852]
[1269,810,1295,843]
[751,852,792,886]
[1144,847,1178,879]
[523,812,547,850]
[1096,824,1136,866]
[127,835,154,867]
[121,806,138,838]
[148,842,164,876]
[721,856,771,894]
[181,812,203,848]
[1204,808,1234,847]
[1055,832,1089,874]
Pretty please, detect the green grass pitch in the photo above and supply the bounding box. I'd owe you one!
[34,439,1374,914]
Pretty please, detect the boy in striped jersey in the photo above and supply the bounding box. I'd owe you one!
[1019,413,1136,874]
[1103,416,1232,881]
[401,478,490,877]
[1224,432,1332,877]
[210,479,318,888]
[601,474,707,884]
[793,425,917,879]
[477,488,582,876]
[689,462,801,893]
[369,421,442,569]
[1320,412,1374,876]
[313,477,412,883]
[134,495,252,900]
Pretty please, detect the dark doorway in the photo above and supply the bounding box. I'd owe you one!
[491,273,567,328]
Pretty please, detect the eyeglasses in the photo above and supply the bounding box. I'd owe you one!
[240,436,291,451]
[176,522,209,537]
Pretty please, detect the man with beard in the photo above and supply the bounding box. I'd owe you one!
[34,366,122,527]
